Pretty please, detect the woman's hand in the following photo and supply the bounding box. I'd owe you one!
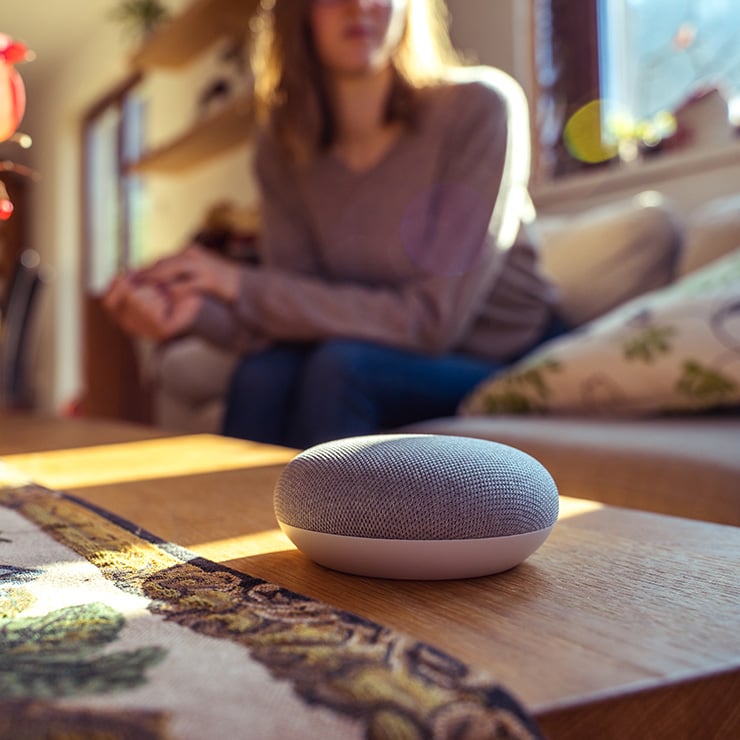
[139,245,241,304]
[103,273,203,341]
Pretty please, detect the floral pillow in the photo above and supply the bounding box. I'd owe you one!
[460,248,740,417]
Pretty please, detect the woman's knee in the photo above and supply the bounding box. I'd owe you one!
[287,341,382,447]
[227,345,305,399]
[223,345,309,443]
[300,339,385,390]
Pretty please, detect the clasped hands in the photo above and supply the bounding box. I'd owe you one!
[103,244,240,341]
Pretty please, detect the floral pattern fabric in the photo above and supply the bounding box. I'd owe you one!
[461,249,740,417]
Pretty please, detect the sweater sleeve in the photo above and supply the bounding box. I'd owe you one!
[230,76,527,355]
[188,295,270,354]
[185,129,321,353]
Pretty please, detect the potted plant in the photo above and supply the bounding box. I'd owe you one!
[110,0,170,40]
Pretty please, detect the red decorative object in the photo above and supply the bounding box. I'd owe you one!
[0,196,13,220]
[0,33,27,143]
[0,180,13,220]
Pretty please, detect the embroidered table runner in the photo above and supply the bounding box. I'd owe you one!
[0,472,541,739]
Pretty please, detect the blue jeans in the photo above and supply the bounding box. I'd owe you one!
[222,316,569,449]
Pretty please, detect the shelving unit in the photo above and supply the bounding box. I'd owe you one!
[131,0,260,70]
[127,0,260,173]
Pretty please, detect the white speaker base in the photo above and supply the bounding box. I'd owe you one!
[278,523,554,580]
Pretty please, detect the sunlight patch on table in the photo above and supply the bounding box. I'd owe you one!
[558,497,606,520]
[191,528,294,561]
[0,435,297,489]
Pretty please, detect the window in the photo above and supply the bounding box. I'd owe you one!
[82,76,147,295]
[80,76,152,424]
[534,0,739,181]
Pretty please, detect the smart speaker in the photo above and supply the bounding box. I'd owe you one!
[273,434,558,580]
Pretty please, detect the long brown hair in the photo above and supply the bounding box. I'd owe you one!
[251,0,463,164]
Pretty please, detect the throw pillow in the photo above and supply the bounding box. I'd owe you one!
[460,247,740,417]
[536,191,683,326]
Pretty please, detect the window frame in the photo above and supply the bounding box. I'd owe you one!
[80,73,144,297]
[526,0,740,208]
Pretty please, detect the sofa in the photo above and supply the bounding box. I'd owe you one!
[146,191,740,527]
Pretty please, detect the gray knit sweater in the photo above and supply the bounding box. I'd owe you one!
[192,68,559,361]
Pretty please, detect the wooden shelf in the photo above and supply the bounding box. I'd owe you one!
[129,95,253,174]
[131,0,260,70]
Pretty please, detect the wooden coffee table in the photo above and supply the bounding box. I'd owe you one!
[1,412,738,738]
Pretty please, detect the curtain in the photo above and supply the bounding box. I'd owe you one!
[533,0,603,180]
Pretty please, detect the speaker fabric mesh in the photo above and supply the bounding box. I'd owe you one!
[274,434,559,540]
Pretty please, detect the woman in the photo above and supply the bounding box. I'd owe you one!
[104,0,564,448]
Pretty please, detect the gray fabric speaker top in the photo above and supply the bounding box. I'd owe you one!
[274,434,559,540]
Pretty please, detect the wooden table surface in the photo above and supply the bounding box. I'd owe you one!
[2,412,739,739]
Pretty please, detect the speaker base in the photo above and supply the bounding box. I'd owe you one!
[278,523,554,580]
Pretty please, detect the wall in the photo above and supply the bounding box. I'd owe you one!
[447,0,514,72]
[22,0,256,413]
[21,16,131,413]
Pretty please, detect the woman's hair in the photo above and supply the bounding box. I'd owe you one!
[251,0,463,163]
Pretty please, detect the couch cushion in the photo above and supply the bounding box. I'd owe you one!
[155,337,238,405]
[460,248,740,417]
[679,193,740,276]
[537,191,682,326]
[398,415,740,526]
[154,391,226,434]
